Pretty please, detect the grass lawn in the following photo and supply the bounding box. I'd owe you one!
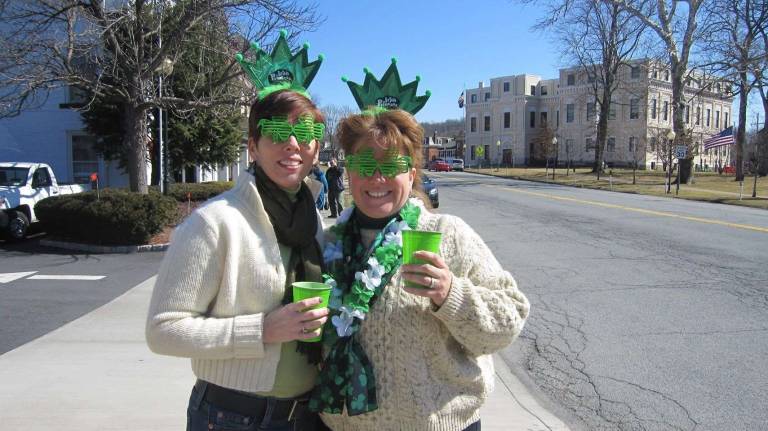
[465,167,768,210]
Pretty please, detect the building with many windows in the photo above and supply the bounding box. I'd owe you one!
[463,60,734,170]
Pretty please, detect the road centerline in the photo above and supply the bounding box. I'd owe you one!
[485,184,768,234]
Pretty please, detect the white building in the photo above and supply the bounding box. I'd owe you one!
[464,60,734,170]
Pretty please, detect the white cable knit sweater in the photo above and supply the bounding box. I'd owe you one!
[320,200,530,431]
[145,173,324,392]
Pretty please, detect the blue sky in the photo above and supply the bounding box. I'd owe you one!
[304,0,560,123]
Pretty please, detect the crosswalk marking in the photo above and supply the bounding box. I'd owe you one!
[27,275,106,281]
[0,271,38,284]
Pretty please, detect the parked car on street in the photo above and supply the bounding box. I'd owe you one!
[0,162,88,240]
[420,174,439,208]
[428,159,451,172]
[447,158,464,171]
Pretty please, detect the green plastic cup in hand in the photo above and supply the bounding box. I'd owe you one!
[401,230,442,288]
[291,281,332,342]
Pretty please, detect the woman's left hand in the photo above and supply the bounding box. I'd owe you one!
[400,250,453,307]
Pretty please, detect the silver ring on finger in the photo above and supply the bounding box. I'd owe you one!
[429,277,436,289]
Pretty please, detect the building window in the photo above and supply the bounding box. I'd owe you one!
[715,110,720,128]
[565,139,573,153]
[541,112,548,127]
[556,110,560,127]
[631,66,641,79]
[724,112,729,127]
[530,85,536,95]
[541,86,548,95]
[664,70,670,81]
[71,135,99,184]
[587,74,596,84]
[566,104,574,123]
[653,69,658,79]
[567,74,575,86]
[629,136,636,153]
[503,112,511,128]
[587,103,595,121]
[470,117,477,132]
[630,98,640,119]
[484,92,490,102]
[503,82,510,92]
[651,99,657,119]
[484,115,491,131]
[585,137,594,152]
[696,107,701,125]
[684,105,690,123]
[609,102,616,120]
[706,108,711,127]
[471,94,477,103]
[663,101,669,121]
[650,137,657,152]
[529,111,536,128]
[607,137,616,152]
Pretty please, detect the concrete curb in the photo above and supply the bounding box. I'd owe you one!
[39,238,169,254]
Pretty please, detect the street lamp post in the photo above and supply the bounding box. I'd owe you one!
[665,129,676,194]
[496,140,501,172]
[156,57,174,195]
[552,136,558,180]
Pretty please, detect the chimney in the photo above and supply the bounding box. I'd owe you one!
[478,81,484,89]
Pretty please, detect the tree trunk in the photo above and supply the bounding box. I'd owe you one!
[125,103,149,194]
[735,71,748,181]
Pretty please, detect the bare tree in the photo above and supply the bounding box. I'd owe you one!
[0,0,321,193]
[612,0,714,184]
[701,0,768,181]
[321,104,355,156]
[528,0,647,179]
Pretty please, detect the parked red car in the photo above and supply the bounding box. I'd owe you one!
[428,159,451,172]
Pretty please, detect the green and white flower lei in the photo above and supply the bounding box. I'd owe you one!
[322,199,421,338]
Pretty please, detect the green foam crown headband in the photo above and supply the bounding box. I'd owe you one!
[342,58,431,115]
[236,29,323,99]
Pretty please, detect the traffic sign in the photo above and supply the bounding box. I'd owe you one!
[675,145,687,159]
[475,146,485,157]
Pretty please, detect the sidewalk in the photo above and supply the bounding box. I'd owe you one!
[0,275,571,431]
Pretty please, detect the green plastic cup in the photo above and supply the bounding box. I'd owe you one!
[292,281,332,342]
[401,230,442,288]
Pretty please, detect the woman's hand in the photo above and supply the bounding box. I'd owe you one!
[400,251,453,307]
[263,298,329,343]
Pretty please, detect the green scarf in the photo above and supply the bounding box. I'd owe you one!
[251,164,324,363]
[309,203,420,415]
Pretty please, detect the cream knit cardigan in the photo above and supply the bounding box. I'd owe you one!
[145,173,324,392]
[320,199,530,431]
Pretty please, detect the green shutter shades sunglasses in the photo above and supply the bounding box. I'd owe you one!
[346,147,413,178]
[257,115,325,145]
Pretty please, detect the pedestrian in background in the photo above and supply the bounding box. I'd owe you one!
[325,158,344,218]
[311,163,328,211]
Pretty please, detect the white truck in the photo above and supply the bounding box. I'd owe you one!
[0,162,88,240]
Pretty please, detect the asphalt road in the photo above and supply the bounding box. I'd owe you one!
[430,170,768,431]
[0,240,163,354]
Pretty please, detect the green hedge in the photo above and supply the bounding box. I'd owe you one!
[151,181,234,202]
[36,190,179,245]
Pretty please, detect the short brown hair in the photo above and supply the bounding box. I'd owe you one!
[248,90,325,142]
[337,109,426,202]
[337,109,424,169]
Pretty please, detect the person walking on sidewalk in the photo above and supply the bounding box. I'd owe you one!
[310,163,328,211]
[146,87,331,430]
[325,158,344,218]
[309,107,530,431]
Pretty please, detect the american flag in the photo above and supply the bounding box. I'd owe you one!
[704,126,735,150]
[457,91,465,108]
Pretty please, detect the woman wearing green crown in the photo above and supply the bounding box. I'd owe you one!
[147,32,331,430]
[310,61,530,431]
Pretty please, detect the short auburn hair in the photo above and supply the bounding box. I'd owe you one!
[248,90,325,142]
[337,109,426,202]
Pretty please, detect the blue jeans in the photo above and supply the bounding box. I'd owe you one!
[187,382,317,431]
